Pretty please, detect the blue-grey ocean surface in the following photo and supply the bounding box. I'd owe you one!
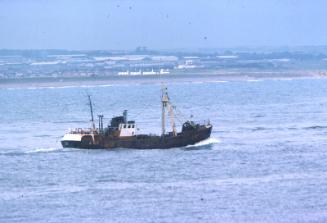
[1,78,327,223]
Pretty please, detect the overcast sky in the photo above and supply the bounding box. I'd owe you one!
[0,0,326,50]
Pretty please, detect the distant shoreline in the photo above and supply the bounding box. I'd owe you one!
[0,72,325,89]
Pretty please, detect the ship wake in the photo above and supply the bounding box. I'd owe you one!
[186,138,221,148]
[26,147,61,154]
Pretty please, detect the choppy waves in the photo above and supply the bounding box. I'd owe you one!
[2,171,327,201]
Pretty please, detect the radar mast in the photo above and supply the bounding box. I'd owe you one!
[161,86,177,136]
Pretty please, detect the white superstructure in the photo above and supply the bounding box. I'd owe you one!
[62,133,83,142]
[119,123,136,137]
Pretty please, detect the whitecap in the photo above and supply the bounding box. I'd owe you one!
[246,79,262,82]
[210,80,228,83]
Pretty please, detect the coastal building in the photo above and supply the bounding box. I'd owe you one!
[117,69,170,76]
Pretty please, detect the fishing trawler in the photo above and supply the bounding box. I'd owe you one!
[61,87,212,149]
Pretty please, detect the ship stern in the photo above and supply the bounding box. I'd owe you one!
[61,133,83,148]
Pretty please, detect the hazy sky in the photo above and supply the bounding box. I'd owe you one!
[0,0,326,50]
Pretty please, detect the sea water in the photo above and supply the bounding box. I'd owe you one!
[1,78,327,222]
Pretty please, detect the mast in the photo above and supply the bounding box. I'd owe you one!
[161,87,168,136]
[88,95,96,131]
[168,104,177,136]
[161,86,177,136]
[98,114,104,133]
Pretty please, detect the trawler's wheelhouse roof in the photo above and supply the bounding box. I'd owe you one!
[110,116,125,128]
[107,112,137,137]
[110,116,135,128]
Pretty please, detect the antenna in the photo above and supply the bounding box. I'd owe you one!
[98,115,104,133]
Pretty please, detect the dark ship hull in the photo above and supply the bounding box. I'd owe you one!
[61,124,212,149]
[61,87,213,150]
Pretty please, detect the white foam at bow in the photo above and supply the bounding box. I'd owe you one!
[186,138,221,148]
